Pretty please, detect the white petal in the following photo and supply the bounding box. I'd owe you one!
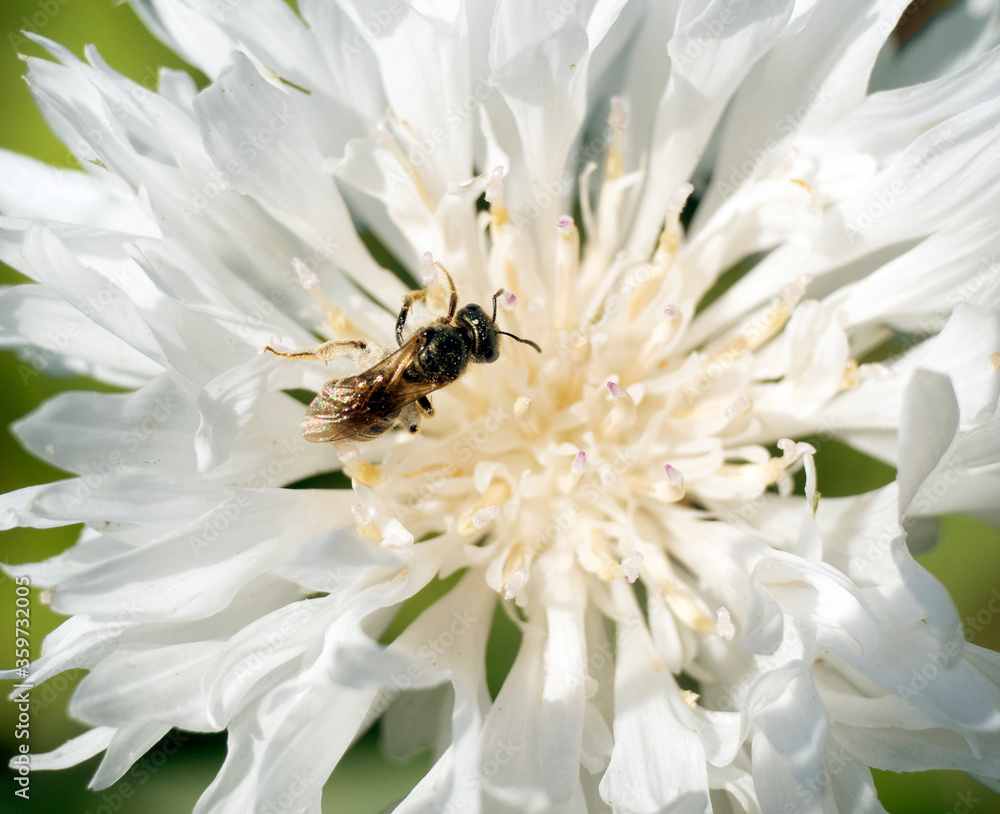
[600,593,709,813]
[630,0,796,254]
[89,721,172,790]
[0,149,159,236]
[25,726,116,771]
[192,52,405,305]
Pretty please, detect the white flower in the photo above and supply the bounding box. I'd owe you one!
[3,1,1000,812]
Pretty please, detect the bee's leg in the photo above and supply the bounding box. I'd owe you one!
[417,395,434,417]
[399,401,423,435]
[395,288,428,347]
[265,339,383,367]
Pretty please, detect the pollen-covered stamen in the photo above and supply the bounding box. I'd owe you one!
[485,165,510,232]
[662,582,718,635]
[293,256,320,289]
[349,501,381,539]
[630,304,684,377]
[716,607,736,641]
[724,394,752,419]
[628,462,686,503]
[626,184,692,321]
[350,502,377,524]
[419,251,436,286]
[615,551,643,583]
[472,505,502,528]
[605,96,628,181]
[560,451,587,493]
[350,461,382,487]
[334,441,362,464]
[372,115,436,212]
[503,565,529,600]
[500,542,530,600]
[291,257,351,334]
[700,274,812,376]
[841,359,895,389]
[513,395,542,439]
[554,214,580,330]
[458,479,512,536]
[764,438,818,498]
[580,98,644,283]
[600,381,637,438]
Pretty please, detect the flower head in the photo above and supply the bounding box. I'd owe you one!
[4,2,1000,812]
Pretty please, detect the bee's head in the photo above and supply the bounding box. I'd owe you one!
[455,303,500,363]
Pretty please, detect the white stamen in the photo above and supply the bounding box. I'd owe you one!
[373,117,395,149]
[725,394,752,418]
[861,362,894,380]
[561,450,588,493]
[472,505,502,528]
[664,464,684,489]
[716,607,736,641]
[554,215,580,329]
[607,381,629,401]
[485,166,505,204]
[501,292,517,310]
[334,442,361,463]
[663,303,680,319]
[503,566,528,600]
[292,257,320,289]
[350,503,377,524]
[667,183,695,215]
[608,96,627,132]
[776,438,816,463]
[420,252,436,286]
[616,552,643,583]
[779,273,812,304]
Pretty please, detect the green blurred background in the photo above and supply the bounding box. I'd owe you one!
[1,1,998,812]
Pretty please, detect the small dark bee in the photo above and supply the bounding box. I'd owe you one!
[266,264,541,444]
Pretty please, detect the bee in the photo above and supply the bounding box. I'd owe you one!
[266,264,541,444]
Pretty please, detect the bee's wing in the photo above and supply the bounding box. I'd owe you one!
[300,341,446,443]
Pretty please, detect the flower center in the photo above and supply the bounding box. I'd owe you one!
[329,99,830,616]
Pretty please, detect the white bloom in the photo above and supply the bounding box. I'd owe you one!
[3,1,1000,812]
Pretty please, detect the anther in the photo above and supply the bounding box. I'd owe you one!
[503,566,529,600]
[472,505,502,529]
[420,251,436,286]
[616,552,643,584]
[560,451,587,493]
[725,394,752,419]
[716,607,735,641]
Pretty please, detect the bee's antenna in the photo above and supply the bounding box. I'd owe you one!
[491,288,505,322]
[498,330,542,353]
